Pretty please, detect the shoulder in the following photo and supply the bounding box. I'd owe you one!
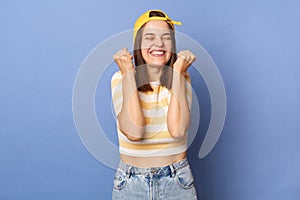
[111,71,122,81]
[185,72,191,83]
[111,71,122,89]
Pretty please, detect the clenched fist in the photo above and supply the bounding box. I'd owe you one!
[173,50,196,74]
[113,48,134,75]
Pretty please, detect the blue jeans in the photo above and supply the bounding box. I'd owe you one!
[112,158,198,200]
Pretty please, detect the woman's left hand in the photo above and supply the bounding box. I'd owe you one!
[173,50,196,74]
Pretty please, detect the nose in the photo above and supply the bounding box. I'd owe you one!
[154,37,164,47]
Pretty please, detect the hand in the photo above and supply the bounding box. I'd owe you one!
[173,50,196,74]
[113,48,134,74]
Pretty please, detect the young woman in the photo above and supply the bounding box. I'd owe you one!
[111,10,197,200]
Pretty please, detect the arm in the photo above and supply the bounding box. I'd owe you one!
[167,50,196,138]
[113,48,145,141]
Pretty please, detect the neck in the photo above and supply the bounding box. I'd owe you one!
[147,64,163,82]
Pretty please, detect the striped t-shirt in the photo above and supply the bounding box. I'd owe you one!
[111,71,192,157]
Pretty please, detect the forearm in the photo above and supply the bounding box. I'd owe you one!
[118,70,145,141]
[167,70,191,138]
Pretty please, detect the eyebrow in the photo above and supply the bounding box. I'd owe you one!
[143,32,171,36]
[143,33,155,36]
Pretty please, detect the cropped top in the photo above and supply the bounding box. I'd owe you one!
[111,71,192,157]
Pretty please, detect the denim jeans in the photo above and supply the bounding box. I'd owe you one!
[112,158,198,200]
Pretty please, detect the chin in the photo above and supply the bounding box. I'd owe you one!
[147,63,166,67]
[148,59,168,66]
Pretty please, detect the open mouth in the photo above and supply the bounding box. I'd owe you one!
[150,50,166,57]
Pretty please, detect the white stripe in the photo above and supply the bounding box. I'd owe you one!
[113,102,122,115]
[119,145,187,157]
[149,81,160,86]
[111,71,122,80]
[186,81,192,88]
[145,124,168,133]
[117,129,131,142]
[113,97,123,109]
[112,83,122,94]
[187,96,192,109]
[142,107,168,117]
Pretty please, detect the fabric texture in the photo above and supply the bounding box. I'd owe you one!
[112,158,198,200]
[111,71,192,157]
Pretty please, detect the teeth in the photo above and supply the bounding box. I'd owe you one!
[151,50,164,55]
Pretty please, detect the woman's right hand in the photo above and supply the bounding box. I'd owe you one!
[113,48,134,75]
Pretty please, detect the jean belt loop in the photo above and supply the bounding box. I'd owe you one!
[126,166,133,179]
[169,164,176,178]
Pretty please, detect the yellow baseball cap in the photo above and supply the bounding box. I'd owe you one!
[133,10,182,41]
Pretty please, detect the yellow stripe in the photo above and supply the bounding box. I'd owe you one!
[186,87,192,98]
[144,116,166,125]
[143,131,172,139]
[118,129,172,140]
[140,97,169,110]
[111,77,122,89]
[112,91,122,103]
[119,136,187,150]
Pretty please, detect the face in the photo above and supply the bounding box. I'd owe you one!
[140,20,172,66]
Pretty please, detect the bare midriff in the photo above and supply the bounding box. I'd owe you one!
[120,151,187,168]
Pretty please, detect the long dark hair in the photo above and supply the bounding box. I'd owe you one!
[134,11,177,92]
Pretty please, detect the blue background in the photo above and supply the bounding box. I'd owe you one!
[1,0,300,199]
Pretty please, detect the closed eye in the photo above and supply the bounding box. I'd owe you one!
[162,34,171,40]
[143,33,155,40]
[144,36,155,40]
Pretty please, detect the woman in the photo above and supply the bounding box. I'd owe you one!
[111,10,197,200]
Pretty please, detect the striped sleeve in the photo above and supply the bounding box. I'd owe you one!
[185,72,192,110]
[111,71,123,116]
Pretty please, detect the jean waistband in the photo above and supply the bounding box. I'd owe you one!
[118,158,189,177]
